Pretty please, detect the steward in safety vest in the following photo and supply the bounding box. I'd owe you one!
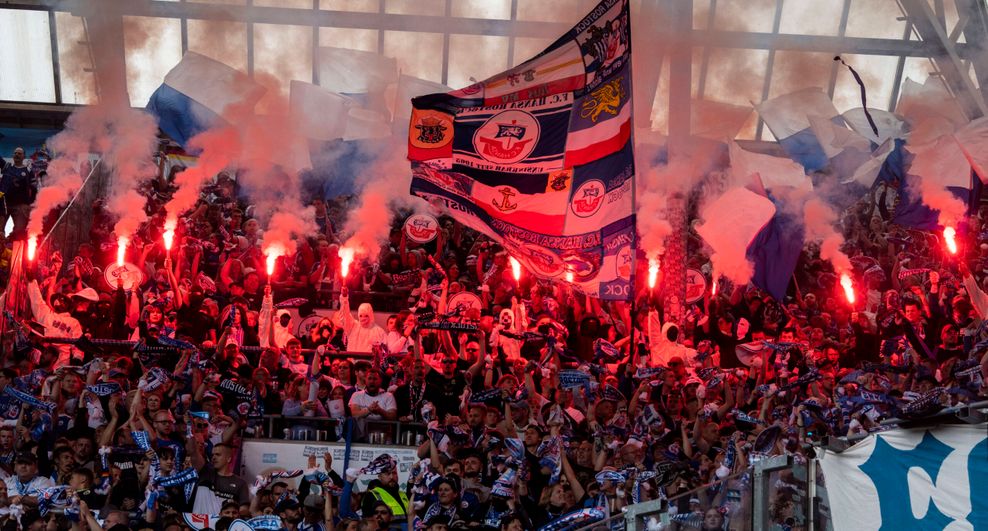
[360,461,409,518]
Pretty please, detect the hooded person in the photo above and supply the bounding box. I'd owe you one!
[647,309,698,369]
[258,285,297,349]
[26,280,82,367]
[491,299,525,360]
[335,288,386,353]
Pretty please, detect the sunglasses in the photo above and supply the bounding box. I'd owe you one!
[442,360,457,365]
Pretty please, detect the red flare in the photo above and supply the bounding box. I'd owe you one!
[163,218,176,252]
[339,247,354,278]
[116,237,128,267]
[840,273,855,305]
[648,259,660,289]
[565,271,574,283]
[509,256,521,282]
[711,278,718,296]
[264,244,285,281]
[27,235,38,261]
[944,226,958,255]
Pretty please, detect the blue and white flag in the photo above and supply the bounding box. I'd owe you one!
[755,87,841,172]
[409,0,636,301]
[819,425,987,530]
[146,52,266,147]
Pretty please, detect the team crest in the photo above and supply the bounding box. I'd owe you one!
[562,251,601,282]
[571,179,606,218]
[549,170,572,192]
[409,109,453,150]
[576,1,629,87]
[473,110,540,164]
[580,77,624,122]
[615,245,633,279]
[518,244,565,277]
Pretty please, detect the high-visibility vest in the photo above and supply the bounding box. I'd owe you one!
[370,486,409,517]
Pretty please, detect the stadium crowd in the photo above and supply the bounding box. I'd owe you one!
[0,145,986,531]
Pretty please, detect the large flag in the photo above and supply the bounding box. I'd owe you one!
[819,425,987,531]
[408,0,635,301]
[146,52,266,147]
[755,87,841,172]
[880,138,980,230]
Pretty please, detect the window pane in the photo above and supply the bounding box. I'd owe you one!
[385,0,443,15]
[511,37,554,67]
[779,0,842,36]
[0,9,55,102]
[518,0,597,21]
[188,19,248,72]
[832,54,898,112]
[254,23,313,102]
[713,0,776,33]
[124,16,183,107]
[55,12,97,104]
[768,51,833,99]
[187,0,247,5]
[255,0,312,6]
[452,0,511,19]
[845,0,906,39]
[319,27,378,52]
[321,0,378,12]
[383,30,443,81]
[447,34,509,89]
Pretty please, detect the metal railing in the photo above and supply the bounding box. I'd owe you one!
[251,415,428,446]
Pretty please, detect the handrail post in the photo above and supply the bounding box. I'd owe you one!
[752,454,792,531]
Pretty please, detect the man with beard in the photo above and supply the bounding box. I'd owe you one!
[395,358,429,423]
[360,460,408,520]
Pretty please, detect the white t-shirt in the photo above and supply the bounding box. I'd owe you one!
[6,474,54,498]
[348,390,397,420]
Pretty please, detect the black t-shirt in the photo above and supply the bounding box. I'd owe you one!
[425,370,468,421]
[196,465,250,504]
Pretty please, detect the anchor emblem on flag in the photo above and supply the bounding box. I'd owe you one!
[492,187,519,212]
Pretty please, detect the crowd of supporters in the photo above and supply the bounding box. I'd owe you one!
[0,145,986,531]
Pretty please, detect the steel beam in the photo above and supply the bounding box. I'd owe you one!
[899,0,987,118]
[957,0,988,107]
[3,0,979,58]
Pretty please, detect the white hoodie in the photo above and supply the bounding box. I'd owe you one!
[647,309,698,368]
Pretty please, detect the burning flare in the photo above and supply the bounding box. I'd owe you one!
[509,256,522,282]
[840,273,855,305]
[338,247,355,278]
[27,234,38,261]
[163,218,176,252]
[943,226,958,255]
[116,237,128,267]
[565,271,574,283]
[265,244,285,280]
[711,277,718,296]
[648,259,660,289]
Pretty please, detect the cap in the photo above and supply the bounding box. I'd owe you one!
[303,494,324,509]
[72,288,100,302]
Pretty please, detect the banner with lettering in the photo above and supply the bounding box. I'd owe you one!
[407,0,635,301]
[819,424,988,530]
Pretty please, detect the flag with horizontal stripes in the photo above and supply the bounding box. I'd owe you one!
[408,0,635,301]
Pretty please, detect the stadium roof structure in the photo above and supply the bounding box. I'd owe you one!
[0,0,986,143]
